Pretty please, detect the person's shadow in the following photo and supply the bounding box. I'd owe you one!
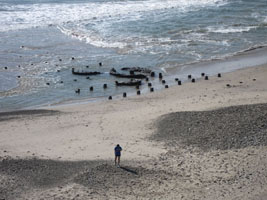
[120,166,138,175]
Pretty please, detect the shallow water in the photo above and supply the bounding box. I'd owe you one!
[0,0,267,111]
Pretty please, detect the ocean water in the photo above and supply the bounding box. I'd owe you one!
[0,0,267,111]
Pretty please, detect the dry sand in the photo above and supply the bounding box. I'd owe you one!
[0,64,267,199]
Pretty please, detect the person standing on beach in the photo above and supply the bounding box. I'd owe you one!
[114,144,122,167]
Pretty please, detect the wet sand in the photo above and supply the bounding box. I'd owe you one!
[1,64,267,199]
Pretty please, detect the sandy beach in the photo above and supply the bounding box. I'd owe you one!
[1,64,267,200]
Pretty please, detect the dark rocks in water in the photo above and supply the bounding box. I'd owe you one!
[73,79,77,82]
[178,81,182,85]
[57,70,60,72]
[103,84,107,89]
[60,81,63,83]
[110,68,147,79]
[123,92,127,98]
[46,83,50,85]
[188,75,192,79]
[150,88,154,92]
[201,73,205,77]
[121,67,152,74]
[59,59,62,62]
[136,85,140,89]
[108,96,112,100]
[165,85,169,88]
[116,80,142,86]
[192,78,195,83]
[150,72,155,77]
[148,83,152,87]
[72,68,101,76]
[4,67,8,70]
[159,73,163,79]
[205,76,209,80]
[17,76,21,78]
[218,73,221,78]
[99,62,102,66]
[71,57,75,60]
[137,90,141,95]
[145,77,149,81]
[75,89,80,94]
[162,80,166,84]
[90,86,94,91]
[175,78,179,81]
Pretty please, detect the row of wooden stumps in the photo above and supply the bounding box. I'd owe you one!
[187,72,222,83]
[76,72,222,99]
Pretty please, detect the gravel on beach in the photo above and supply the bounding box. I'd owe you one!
[153,103,267,151]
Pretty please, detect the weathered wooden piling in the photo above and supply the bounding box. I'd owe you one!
[123,92,127,98]
[205,76,209,80]
[137,90,141,95]
[192,78,195,83]
[218,73,221,78]
[178,80,182,85]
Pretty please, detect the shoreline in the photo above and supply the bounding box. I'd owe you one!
[1,45,267,113]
